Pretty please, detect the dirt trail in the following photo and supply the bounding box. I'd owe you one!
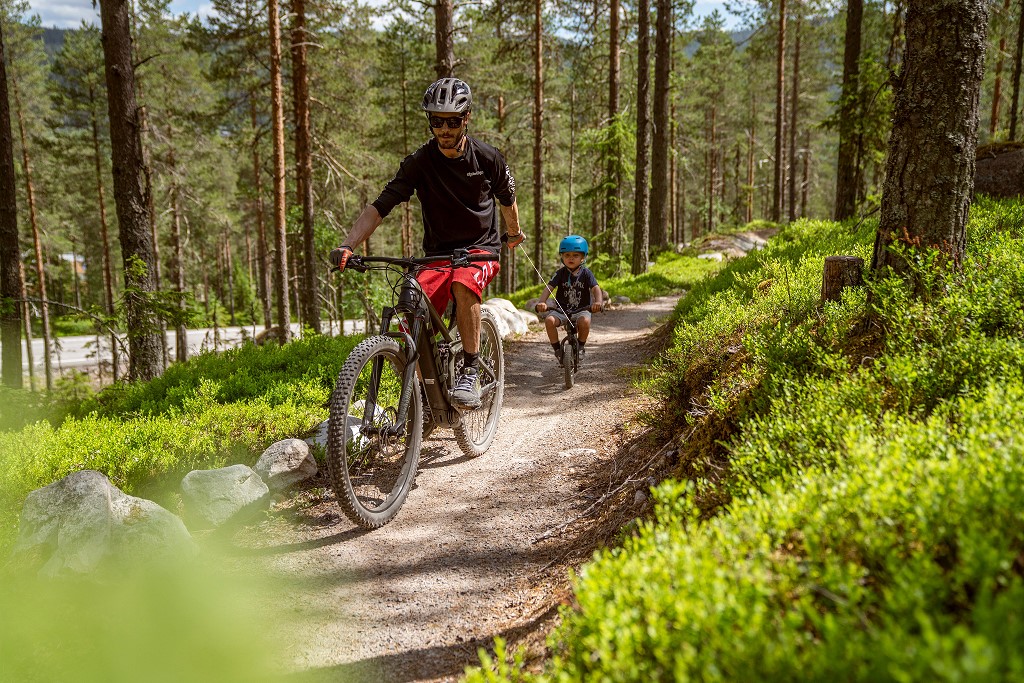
[232,295,681,682]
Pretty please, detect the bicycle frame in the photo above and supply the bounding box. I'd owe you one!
[346,249,498,437]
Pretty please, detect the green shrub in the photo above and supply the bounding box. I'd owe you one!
[70,333,360,418]
[473,200,1024,681]
[547,381,1024,681]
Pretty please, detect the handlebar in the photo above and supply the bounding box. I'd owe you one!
[334,248,499,274]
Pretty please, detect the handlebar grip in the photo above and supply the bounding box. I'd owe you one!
[344,255,368,273]
[469,253,500,262]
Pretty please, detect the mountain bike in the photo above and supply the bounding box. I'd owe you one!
[327,249,505,528]
[537,304,604,390]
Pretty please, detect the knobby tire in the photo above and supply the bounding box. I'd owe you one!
[454,309,504,457]
[326,336,422,528]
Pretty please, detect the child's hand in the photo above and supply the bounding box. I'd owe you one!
[535,302,548,313]
[591,302,603,313]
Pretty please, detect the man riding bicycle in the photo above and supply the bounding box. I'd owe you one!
[330,77,525,410]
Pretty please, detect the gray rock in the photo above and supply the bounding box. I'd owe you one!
[304,419,330,448]
[10,470,194,577]
[180,464,270,529]
[558,447,598,458]
[255,438,318,491]
[633,490,648,506]
[515,309,540,328]
[612,295,632,305]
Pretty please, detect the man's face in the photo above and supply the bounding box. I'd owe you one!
[561,252,585,269]
[428,112,468,149]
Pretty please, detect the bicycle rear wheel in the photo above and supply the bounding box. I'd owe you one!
[454,309,504,457]
[326,335,422,528]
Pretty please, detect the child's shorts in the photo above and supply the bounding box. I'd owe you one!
[415,249,500,314]
[547,309,592,326]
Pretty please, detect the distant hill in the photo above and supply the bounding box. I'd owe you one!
[41,27,69,57]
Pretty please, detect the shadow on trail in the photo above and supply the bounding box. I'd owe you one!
[285,602,561,683]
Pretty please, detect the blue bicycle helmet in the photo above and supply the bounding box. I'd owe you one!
[558,235,589,256]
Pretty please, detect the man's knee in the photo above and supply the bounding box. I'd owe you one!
[452,281,479,302]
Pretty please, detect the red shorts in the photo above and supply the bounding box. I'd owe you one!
[416,249,500,314]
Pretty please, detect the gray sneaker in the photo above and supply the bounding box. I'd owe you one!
[554,346,564,367]
[451,366,481,409]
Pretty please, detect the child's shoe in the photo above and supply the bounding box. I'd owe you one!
[553,346,564,367]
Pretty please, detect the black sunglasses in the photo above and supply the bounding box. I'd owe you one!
[428,115,465,129]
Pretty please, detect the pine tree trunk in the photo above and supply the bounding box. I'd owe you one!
[129,10,166,372]
[434,0,455,78]
[649,0,672,250]
[291,0,319,334]
[835,0,864,220]
[787,16,801,222]
[91,94,120,382]
[872,0,989,280]
[0,24,21,388]
[772,0,787,222]
[9,66,51,389]
[99,0,162,382]
[249,100,272,329]
[632,0,651,275]
[268,0,290,342]
[17,262,34,387]
[533,0,545,283]
[605,0,621,259]
[169,139,187,363]
[1010,0,1024,139]
[991,0,1011,136]
[567,86,575,234]
[801,128,811,216]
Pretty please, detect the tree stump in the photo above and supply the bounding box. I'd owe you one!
[821,255,864,302]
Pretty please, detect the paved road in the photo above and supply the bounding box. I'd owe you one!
[4,320,368,374]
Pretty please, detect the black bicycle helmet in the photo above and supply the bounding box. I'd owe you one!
[421,78,473,115]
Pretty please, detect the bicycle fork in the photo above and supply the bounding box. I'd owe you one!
[361,305,423,439]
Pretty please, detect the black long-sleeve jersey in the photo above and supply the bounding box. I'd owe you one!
[371,136,517,257]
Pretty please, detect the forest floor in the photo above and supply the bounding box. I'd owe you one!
[227,295,682,682]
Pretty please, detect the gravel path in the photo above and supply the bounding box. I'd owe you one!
[231,295,681,682]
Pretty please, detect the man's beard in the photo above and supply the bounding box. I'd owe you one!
[436,129,466,151]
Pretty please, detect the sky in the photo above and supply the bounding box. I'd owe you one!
[27,0,744,30]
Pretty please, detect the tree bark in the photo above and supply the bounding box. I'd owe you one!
[1010,0,1024,139]
[268,0,290,342]
[16,262,34,387]
[533,0,545,282]
[835,0,864,219]
[88,85,121,382]
[821,255,864,302]
[9,59,51,389]
[434,0,455,78]
[0,23,22,388]
[99,0,161,381]
[167,130,187,363]
[991,0,1012,137]
[632,0,651,275]
[872,0,989,280]
[249,100,272,329]
[605,0,621,259]
[772,0,787,223]
[291,0,319,334]
[649,0,672,250]
[787,16,801,222]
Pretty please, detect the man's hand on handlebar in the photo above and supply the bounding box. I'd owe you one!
[502,231,525,250]
[591,302,605,313]
[535,301,548,313]
[330,245,354,272]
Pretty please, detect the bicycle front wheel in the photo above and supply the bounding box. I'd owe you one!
[562,338,575,390]
[326,335,422,528]
[454,309,505,457]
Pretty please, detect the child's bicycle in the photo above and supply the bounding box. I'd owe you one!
[537,304,596,390]
[328,249,504,528]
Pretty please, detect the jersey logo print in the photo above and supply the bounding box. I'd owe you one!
[466,170,484,177]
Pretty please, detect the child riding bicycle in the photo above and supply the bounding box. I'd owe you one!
[534,235,604,366]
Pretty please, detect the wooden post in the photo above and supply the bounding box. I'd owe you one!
[821,255,864,302]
